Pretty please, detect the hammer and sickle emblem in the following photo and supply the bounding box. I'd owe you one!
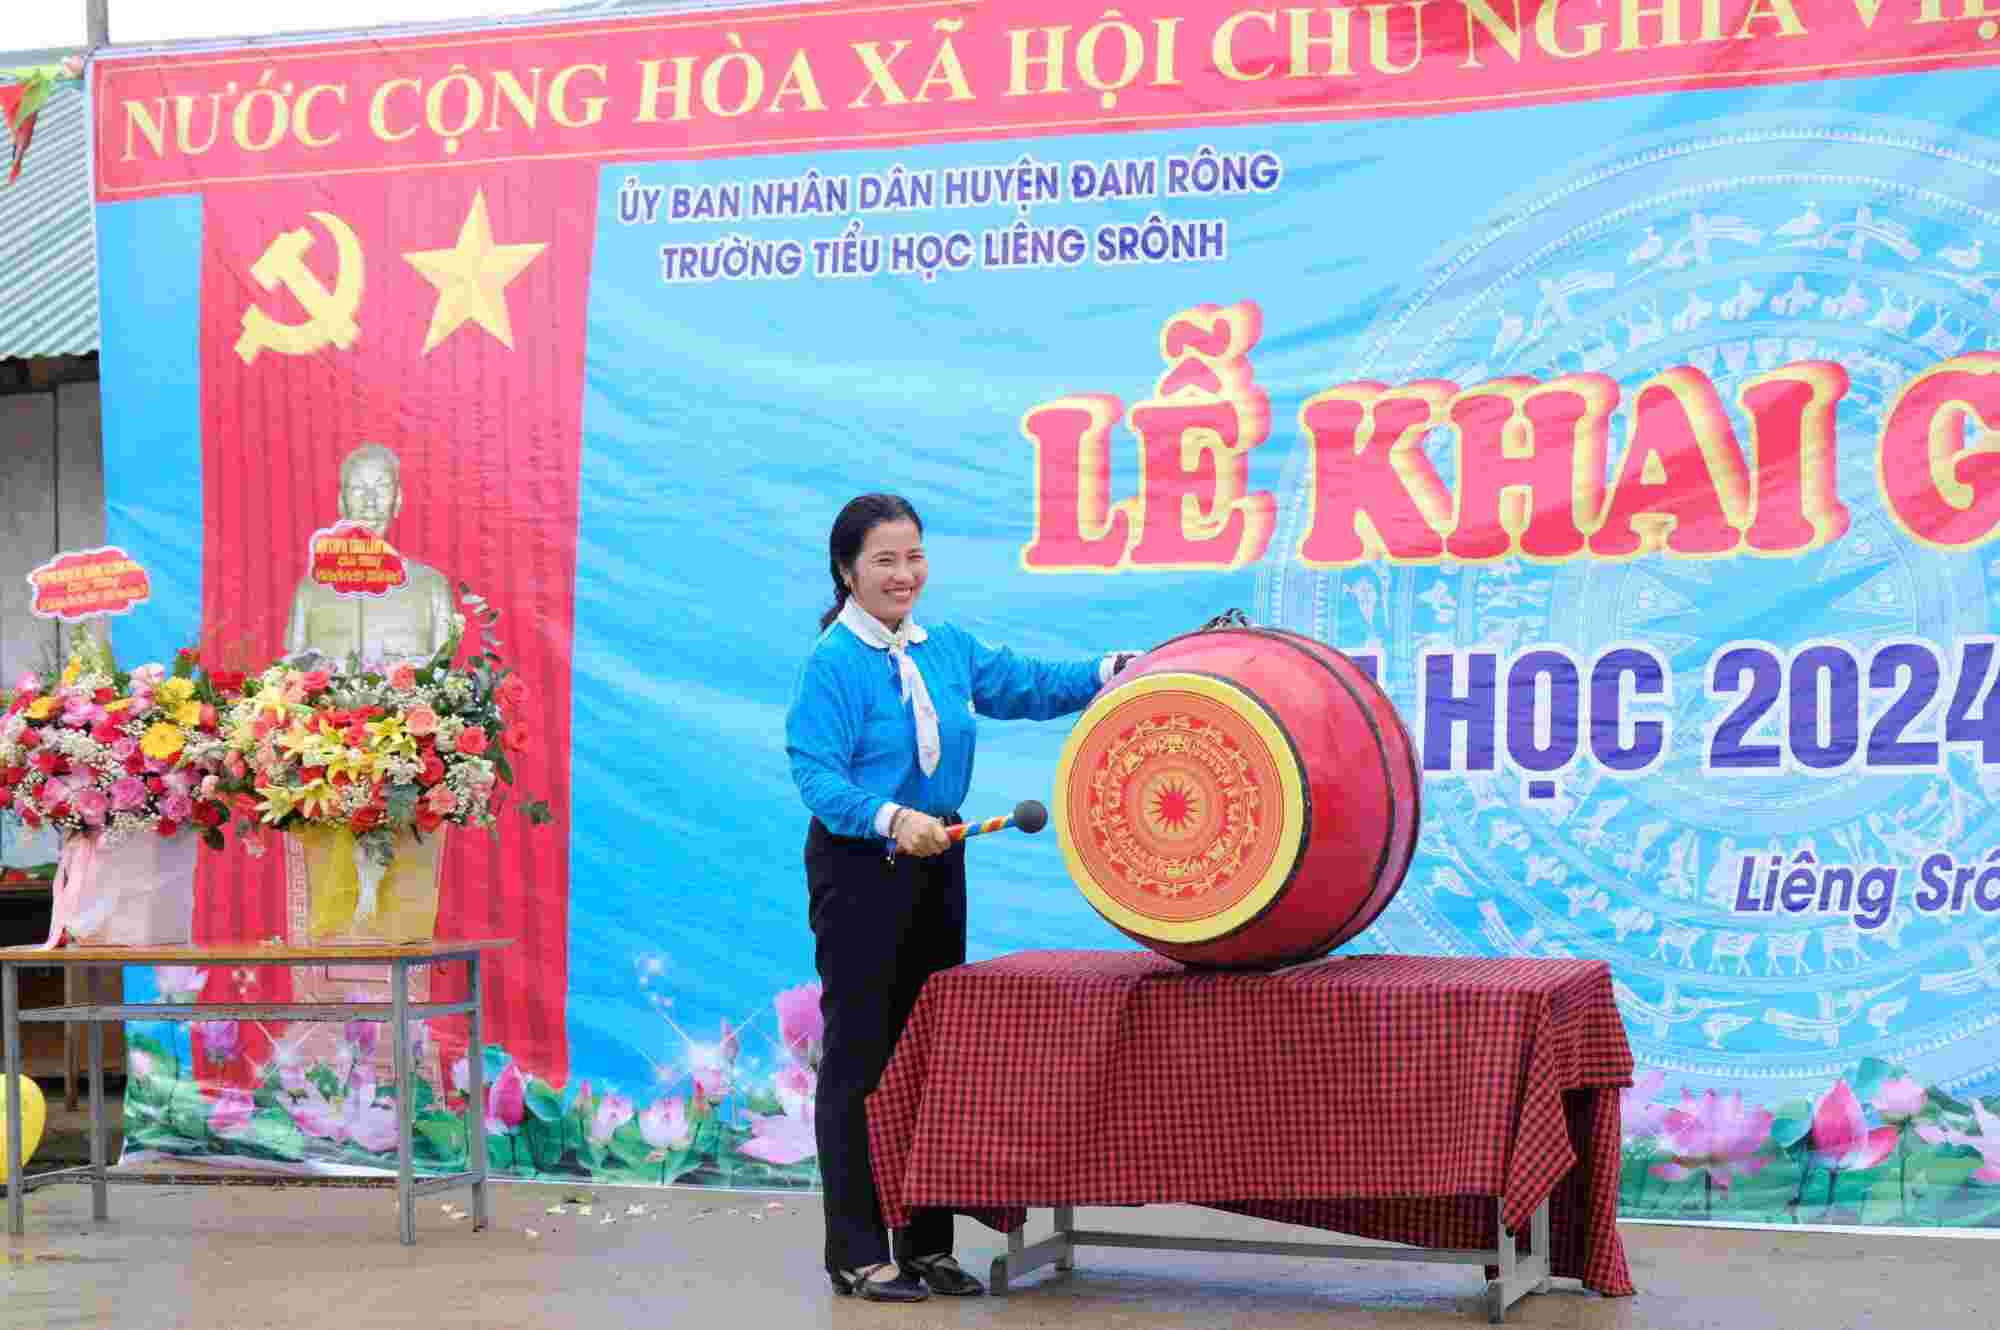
[233,211,365,365]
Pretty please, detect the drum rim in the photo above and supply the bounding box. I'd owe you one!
[1053,668,1311,944]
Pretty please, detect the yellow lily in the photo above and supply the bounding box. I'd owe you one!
[255,785,299,823]
[326,747,372,784]
[366,714,417,759]
[276,723,321,760]
[295,781,338,821]
[25,697,56,721]
[157,678,196,705]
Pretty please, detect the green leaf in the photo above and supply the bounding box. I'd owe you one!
[525,1079,563,1123]
[243,1107,307,1162]
[307,1065,341,1101]
[167,1090,212,1141]
[482,1044,511,1081]
[1859,1176,1908,1226]
[606,1118,656,1171]
[1771,1099,1816,1149]
[1851,1057,1899,1103]
[518,800,553,826]
[384,781,421,824]
[492,749,515,786]
[1914,1144,1991,1191]
[414,1114,467,1165]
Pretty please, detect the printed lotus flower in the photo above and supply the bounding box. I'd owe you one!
[589,1092,635,1145]
[775,983,824,1069]
[640,1098,690,1155]
[153,967,206,1003]
[740,1092,816,1166]
[1811,1080,1899,1172]
[1916,1100,2000,1183]
[206,1086,256,1138]
[342,1012,380,1059]
[1621,1068,1670,1142]
[1650,1090,1773,1190]
[485,1061,528,1134]
[774,1062,815,1119]
[293,1075,399,1154]
[1871,1076,1927,1123]
[196,1019,241,1065]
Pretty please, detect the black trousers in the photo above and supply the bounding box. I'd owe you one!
[806,816,964,1273]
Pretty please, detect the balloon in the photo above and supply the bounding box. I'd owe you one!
[0,1075,47,1179]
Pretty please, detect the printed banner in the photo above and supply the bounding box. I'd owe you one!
[82,0,2000,1224]
[27,547,150,621]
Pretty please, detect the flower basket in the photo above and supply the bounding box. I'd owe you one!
[284,821,445,945]
[46,826,199,946]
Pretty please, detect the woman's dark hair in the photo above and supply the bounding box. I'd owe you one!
[820,493,924,630]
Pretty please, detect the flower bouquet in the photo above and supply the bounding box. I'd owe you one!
[216,586,551,943]
[0,631,239,945]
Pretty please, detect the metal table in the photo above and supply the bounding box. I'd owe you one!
[0,939,511,1246]
[990,1198,1552,1324]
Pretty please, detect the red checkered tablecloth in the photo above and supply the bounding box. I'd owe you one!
[866,949,1635,1297]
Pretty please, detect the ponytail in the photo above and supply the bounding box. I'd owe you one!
[818,568,849,631]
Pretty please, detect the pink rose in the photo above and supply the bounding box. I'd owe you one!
[299,670,331,694]
[73,788,109,827]
[163,793,195,822]
[423,784,457,815]
[200,775,220,798]
[454,727,489,755]
[388,664,418,690]
[109,776,148,811]
[404,705,439,737]
[163,768,198,797]
[113,737,140,762]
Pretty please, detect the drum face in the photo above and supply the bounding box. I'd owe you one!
[1054,628,1421,970]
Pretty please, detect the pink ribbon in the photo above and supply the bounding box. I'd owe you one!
[42,831,100,949]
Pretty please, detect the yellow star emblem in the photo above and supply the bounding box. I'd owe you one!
[403,189,547,355]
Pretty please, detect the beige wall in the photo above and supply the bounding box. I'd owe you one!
[1,373,102,864]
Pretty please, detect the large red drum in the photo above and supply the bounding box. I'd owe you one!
[1053,620,1420,970]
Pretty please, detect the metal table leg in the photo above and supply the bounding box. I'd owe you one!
[466,954,487,1232]
[393,958,414,1246]
[87,967,106,1222]
[5,962,22,1236]
[63,969,78,1111]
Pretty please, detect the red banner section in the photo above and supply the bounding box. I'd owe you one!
[306,521,409,596]
[27,546,151,620]
[96,0,2000,200]
[192,163,593,1083]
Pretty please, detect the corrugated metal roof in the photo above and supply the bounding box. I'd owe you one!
[0,79,96,359]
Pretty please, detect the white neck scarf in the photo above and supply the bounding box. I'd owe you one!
[838,598,939,776]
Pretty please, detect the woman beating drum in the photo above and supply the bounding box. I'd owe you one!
[784,493,1137,1303]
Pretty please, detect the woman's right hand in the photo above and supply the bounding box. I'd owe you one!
[894,810,953,858]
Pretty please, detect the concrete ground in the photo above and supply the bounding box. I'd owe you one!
[3,1087,1993,1330]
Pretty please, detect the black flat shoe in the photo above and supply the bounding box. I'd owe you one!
[903,1253,986,1297]
[830,1262,930,1302]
